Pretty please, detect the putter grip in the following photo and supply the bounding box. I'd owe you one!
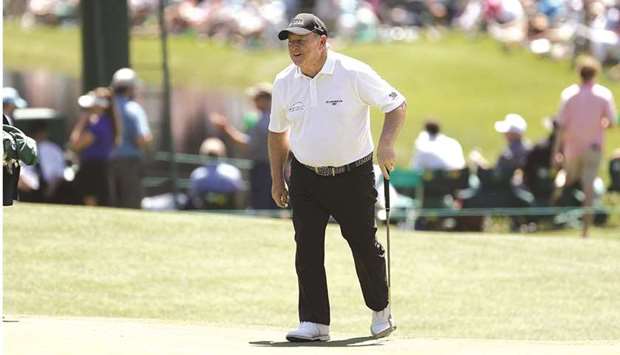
[383,177,390,210]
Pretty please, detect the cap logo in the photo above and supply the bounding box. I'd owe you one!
[278,14,327,40]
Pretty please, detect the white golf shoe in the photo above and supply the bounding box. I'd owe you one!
[370,305,396,338]
[286,321,330,342]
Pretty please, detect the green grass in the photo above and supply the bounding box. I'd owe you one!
[4,22,620,168]
[4,203,620,340]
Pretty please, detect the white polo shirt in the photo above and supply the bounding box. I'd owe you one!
[269,50,406,167]
[411,132,466,171]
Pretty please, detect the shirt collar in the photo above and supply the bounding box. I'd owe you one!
[581,80,595,88]
[294,50,336,78]
[320,51,336,75]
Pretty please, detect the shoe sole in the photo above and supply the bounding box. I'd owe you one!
[372,325,396,339]
[286,335,330,342]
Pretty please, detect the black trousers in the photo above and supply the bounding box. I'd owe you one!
[289,156,388,325]
[109,157,144,209]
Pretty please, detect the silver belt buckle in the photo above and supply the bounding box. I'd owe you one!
[313,166,338,176]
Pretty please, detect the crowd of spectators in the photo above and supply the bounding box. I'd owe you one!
[3,1,619,234]
[2,77,278,212]
[209,82,277,210]
[3,68,152,209]
[5,0,620,67]
[403,55,617,235]
[3,60,618,236]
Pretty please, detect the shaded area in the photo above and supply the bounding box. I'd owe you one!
[250,336,382,347]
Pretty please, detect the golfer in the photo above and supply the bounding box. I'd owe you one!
[268,13,407,342]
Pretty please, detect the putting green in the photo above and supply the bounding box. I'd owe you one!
[4,316,619,355]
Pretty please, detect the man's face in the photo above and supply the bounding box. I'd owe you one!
[504,132,522,142]
[287,33,325,67]
[3,103,16,116]
[253,95,271,112]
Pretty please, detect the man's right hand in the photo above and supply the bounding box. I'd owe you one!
[268,131,291,208]
[271,180,289,208]
[209,112,230,131]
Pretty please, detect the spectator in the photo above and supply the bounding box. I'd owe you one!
[470,113,530,176]
[523,117,558,202]
[18,121,66,203]
[3,87,30,205]
[457,0,484,32]
[484,0,527,47]
[587,1,620,65]
[210,82,278,210]
[552,56,617,238]
[69,87,119,206]
[129,0,157,27]
[3,87,28,125]
[109,68,153,209]
[493,113,530,178]
[410,120,466,171]
[464,113,532,231]
[3,114,38,206]
[608,148,620,192]
[187,137,245,210]
[21,0,79,27]
[165,0,211,34]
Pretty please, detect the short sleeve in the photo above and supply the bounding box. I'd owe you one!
[355,66,405,113]
[127,102,151,137]
[556,100,567,127]
[268,79,289,133]
[556,91,570,128]
[605,94,617,126]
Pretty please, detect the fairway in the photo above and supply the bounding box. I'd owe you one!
[3,203,620,354]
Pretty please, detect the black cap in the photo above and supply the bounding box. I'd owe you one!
[278,13,328,40]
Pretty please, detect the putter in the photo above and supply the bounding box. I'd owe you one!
[383,176,392,306]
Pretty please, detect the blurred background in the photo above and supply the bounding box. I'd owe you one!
[3,0,620,233]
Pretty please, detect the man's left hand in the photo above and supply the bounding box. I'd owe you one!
[377,144,396,179]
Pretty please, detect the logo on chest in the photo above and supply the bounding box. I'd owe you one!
[288,101,305,112]
[325,99,343,106]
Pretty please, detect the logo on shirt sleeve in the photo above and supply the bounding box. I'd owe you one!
[388,91,398,100]
[288,101,305,112]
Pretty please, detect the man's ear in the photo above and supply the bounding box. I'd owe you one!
[320,35,327,49]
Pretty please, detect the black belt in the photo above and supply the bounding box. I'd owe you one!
[301,153,373,176]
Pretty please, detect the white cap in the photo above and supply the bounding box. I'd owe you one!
[495,113,527,134]
[111,68,138,88]
[3,87,27,108]
[200,137,227,157]
[78,92,109,109]
[245,82,272,98]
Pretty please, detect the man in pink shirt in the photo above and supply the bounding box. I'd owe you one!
[553,56,617,237]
